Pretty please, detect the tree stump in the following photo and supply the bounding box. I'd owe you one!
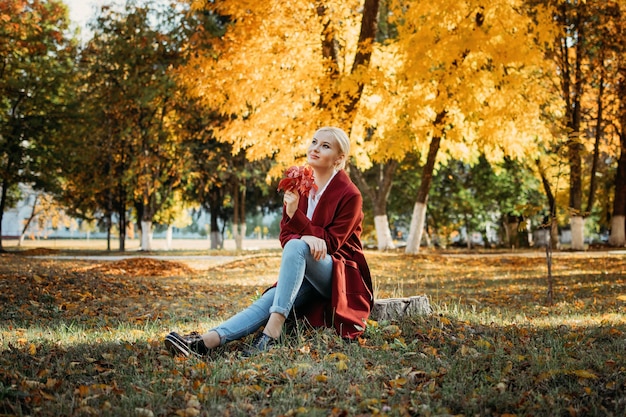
[370,295,432,322]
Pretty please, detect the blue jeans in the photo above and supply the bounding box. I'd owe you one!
[211,239,333,345]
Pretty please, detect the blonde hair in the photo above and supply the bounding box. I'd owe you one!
[315,126,350,170]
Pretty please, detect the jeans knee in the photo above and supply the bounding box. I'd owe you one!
[284,238,309,256]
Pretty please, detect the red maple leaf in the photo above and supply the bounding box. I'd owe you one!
[277,166,318,197]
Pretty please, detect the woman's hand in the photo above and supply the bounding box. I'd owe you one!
[284,190,299,218]
[301,235,327,261]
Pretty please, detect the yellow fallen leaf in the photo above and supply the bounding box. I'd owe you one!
[389,377,407,388]
[438,316,451,326]
[28,343,37,355]
[616,294,626,301]
[570,369,598,379]
[422,346,438,356]
[535,369,562,383]
[336,360,348,371]
[326,352,348,362]
[474,339,492,350]
[382,325,402,338]
[246,384,263,394]
[314,374,328,382]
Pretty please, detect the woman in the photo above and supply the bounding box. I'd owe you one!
[165,126,373,357]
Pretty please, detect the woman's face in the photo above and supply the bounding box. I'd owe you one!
[307,132,343,171]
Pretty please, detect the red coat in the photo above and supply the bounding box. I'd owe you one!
[279,170,373,339]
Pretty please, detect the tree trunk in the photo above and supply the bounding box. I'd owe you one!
[350,160,398,250]
[0,177,8,252]
[232,175,246,251]
[18,193,40,247]
[207,187,223,249]
[208,191,224,249]
[405,117,444,255]
[374,215,395,250]
[585,53,605,216]
[118,186,127,251]
[609,134,626,246]
[562,2,585,251]
[609,64,626,246]
[551,220,560,250]
[570,216,585,250]
[166,225,173,250]
[536,158,560,249]
[506,216,519,249]
[405,202,427,254]
[555,1,586,250]
[141,220,152,251]
[609,216,625,247]
[210,230,223,249]
[106,213,112,252]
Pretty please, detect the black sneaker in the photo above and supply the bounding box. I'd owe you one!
[242,332,278,357]
[164,331,209,357]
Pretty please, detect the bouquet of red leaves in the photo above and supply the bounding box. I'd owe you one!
[277,165,318,197]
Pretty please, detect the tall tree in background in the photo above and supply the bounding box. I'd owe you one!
[0,0,77,251]
[373,0,557,254]
[65,1,192,251]
[608,1,626,247]
[546,0,625,250]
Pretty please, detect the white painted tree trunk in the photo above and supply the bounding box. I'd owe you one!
[233,223,246,250]
[374,214,396,250]
[165,225,173,250]
[608,215,625,247]
[141,220,153,251]
[570,216,585,251]
[210,231,223,249]
[405,202,427,254]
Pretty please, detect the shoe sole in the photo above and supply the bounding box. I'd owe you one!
[164,334,192,357]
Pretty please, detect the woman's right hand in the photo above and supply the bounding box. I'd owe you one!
[301,235,327,261]
[283,190,299,218]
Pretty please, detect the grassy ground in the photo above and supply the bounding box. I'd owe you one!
[0,247,625,416]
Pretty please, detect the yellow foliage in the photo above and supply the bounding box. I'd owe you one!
[181,0,561,176]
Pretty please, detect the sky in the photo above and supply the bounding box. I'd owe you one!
[64,0,109,31]
[63,0,171,39]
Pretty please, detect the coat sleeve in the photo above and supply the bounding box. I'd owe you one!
[280,189,362,254]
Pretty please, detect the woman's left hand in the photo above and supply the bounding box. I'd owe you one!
[284,190,299,218]
[301,235,327,261]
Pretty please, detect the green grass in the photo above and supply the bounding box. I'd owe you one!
[1,250,625,416]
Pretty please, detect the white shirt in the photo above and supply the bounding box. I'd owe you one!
[306,170,338,220]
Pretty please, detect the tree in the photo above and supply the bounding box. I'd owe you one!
[609,65,626,246]
[64,0,193,251]
[0,0,77,251]
[608,1,626,247]
[375,0,556,254]
[544,0,625,250]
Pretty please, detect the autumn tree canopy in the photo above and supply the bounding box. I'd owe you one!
[0,0,77,251]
